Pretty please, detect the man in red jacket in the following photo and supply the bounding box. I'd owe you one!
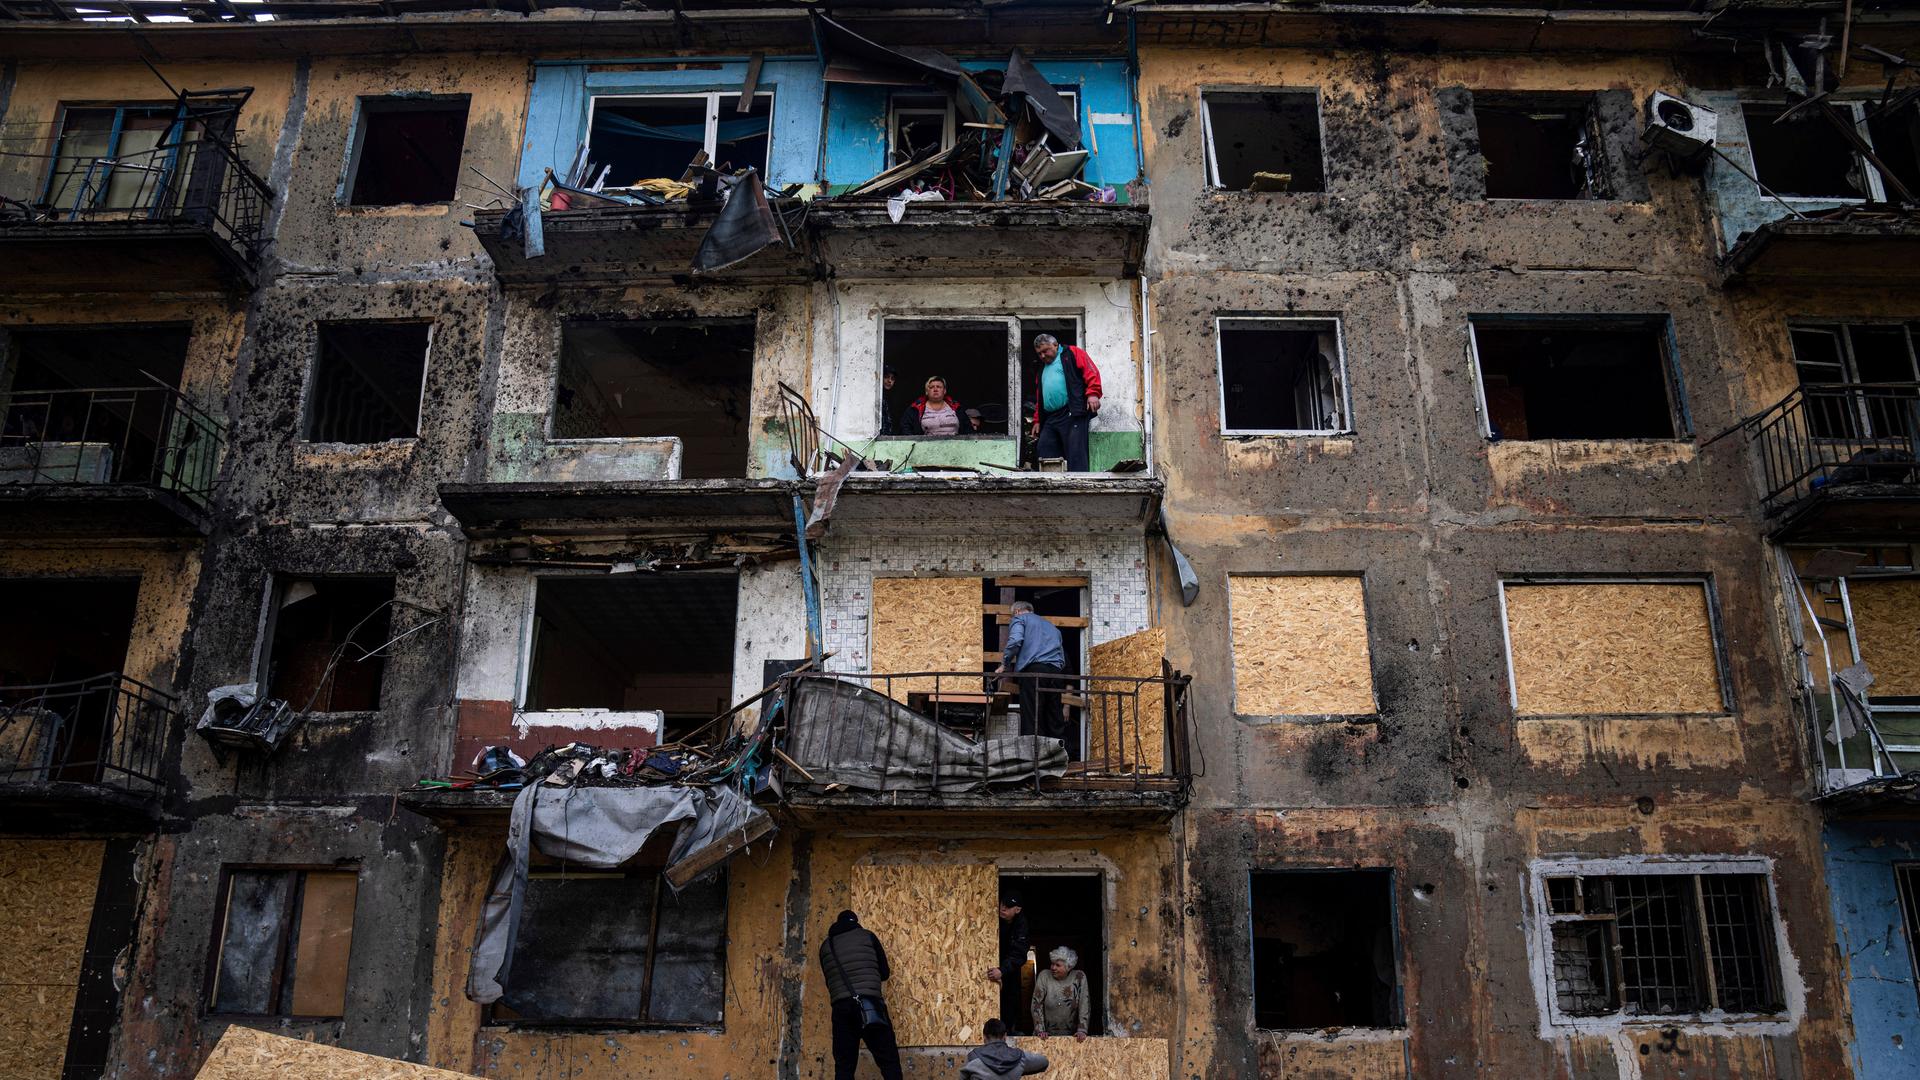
[1028,334,1102,472]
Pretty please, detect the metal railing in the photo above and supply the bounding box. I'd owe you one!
[0,381,227,511]
[0,673,177,796]
[1722,382,1920,515]
[780,667,1194,795]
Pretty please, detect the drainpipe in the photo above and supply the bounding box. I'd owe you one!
[793,494,824,661]
[1139,274,1154,476]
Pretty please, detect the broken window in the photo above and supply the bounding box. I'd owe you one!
[264,576,396,713]
[1866,97,1920,200]
[1216,318,1348,433]
[889,93,954,166]
[1201,90,1325,193]
[1788,322,1920,439]
[1251,870,1400,1030]
[304,322,430,444]
[0,326,191,486]
[555,320,754,479]
[1501,581,1726,717]
[1473,93,1610,200]
[345,96,469,206]
[524,574,737,731]
[999,873,1104,1037]
[1470,318,1679,440]
[496,865,727,1026]
[1540,868,1783,1020]
[45,104,202,213]
[879,318,1014,437]
[1741,101,1899,201]
[588,93,772,186]
[208,868,359,1017]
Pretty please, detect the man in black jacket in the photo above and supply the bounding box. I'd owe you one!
[986,893,1030,1032]
[819,909,904,1080]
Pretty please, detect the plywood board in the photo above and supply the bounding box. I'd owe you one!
[870,576,984,698]
[196,1025,471,1079]
[1088,627,1166,772]
[849,862,996,1047]
[1010,1036,1169,1080]
[1504,583,1724,716]
[1228,576,1375,716]
[1848,578,1920,698]
[0,839,104,1080]
[288,871,358,1018]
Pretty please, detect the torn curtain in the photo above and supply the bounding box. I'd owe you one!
[694,169,782,273]
[782,676,1067,792]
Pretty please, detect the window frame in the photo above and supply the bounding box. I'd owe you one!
[43,101,197,212]
[256,573,400,715]
[340,93,472,208]
[1738,98,1887,204]
[1527,857,1789,1029]
[300,319,434,445]
[1199,87,1326,192]
[1469,90,1614,202]
[585,90,776,179]
[872,313,1043,441]
[886,92,957,165]
[1898,863,1920,1009]
[1784,319,1920,440]
[1465,313,1691,442]
[1214,315,1353,436]
[1247,866,1405,1033]
[204,864,361,1021]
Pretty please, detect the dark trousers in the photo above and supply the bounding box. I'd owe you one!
[831,996,902,1080]
[1001,972,1027,1033]
[1037,408,1091,472]
[1017,661,1076,760]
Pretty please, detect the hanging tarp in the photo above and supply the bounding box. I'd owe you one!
[782,676,1067,792]
[1003,49,1081,151]
[811,13,1006,128]
[694,169,783,273]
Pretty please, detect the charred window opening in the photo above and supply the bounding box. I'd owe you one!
[524,574,737,727]
[880,319,1011,437]
[304,322,430,444]
[1866,98,1920,200]
[1788,323,1920,439]
[998,873,1104,1037]
[207,868,358,1018]
[0,578,139,784]
[889,93,954,166]
[264,576,395,713]
[1471,319,1678,440]
[556,320,754,479]
[1541,870,1783,1020]
[0,326,190,482]
[1473,93,1609,200]
[1251,869,1401,1030]
[1202,90,1325,193]
[1217,318,1348,434]
[588,94,772,185]
[1742,103,1867,200]
[346,97,468,207]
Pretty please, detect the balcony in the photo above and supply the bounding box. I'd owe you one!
[0,382,227,537]
[1720,382,1920,542]
[0,673,177,832]
[0,135,272,293]
[807,200,1149,280]
[473,202,812,287]
[1723,207,1920,286]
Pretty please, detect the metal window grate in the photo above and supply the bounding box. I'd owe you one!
[1701,874,1781,1012]
[1611,875,1703,1015]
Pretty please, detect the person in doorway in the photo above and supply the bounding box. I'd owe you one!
[996,600,1074,759]
[900,375,976,437]
[1029,946,1090,1042]
[962,1018,1050,1078]
[1027,334,1102,472]
[987,893,1030,1031]
[819,910,904,1080]
[880,366,901,436]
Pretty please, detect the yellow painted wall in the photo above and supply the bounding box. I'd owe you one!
[0,840,105,1080]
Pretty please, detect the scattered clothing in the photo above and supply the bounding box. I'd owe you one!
[1030,967,1090,1037]
[962,1039,1050,1078]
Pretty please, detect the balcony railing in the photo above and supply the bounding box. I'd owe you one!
[779,668,1194,797]
[0,381,226,511]
[1724,382,1920,516]
[0,673,177,797]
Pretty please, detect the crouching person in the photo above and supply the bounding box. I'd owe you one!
[962,1017,1049,1078]
[820,910,904,1080]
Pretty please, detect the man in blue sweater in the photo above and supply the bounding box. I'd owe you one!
[997,600,1075,759]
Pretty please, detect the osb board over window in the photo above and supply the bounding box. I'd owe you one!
[870,576,985,698]
[1089,627,1166,772]
[196,1025,470,1078]
[1503,582,1725,716]
[850,862,996,1047]
[0,839,103,1080]
[1228,576,1375,716]
[1014,1035,1170,1079]
[1849,578,1920,698]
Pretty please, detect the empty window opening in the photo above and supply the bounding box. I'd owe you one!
[556,320,754,479]
[346,97,468,207]
[1899,865,1920,1006]
[1541,870,1782,1019]
[1471,319,1678,440]
[588,93,772,186]
[208,868,358,1018]
[889,93,954,166]
[1789,323,1920,439]
[998,873,1104,1037]
[265,576,396,713]
[881,320,1011,437]
[1866,98,1920,200]
[1202,91,1325,193]
[45,104,204,213]
[1217,318,1347,433]
[1251,869,1400,1030]
[1474,93,1607,200]
[525,574,737,726]
[304,322,430,444]
[0,326,191,484]
[0,578,139,784]
[1743,103,1866,200]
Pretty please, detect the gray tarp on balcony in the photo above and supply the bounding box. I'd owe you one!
[782,677,1066,793]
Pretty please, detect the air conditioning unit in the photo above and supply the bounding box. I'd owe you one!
[1643,91,1717,160]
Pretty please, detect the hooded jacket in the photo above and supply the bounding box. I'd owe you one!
[900,395,977,436]
[960,1040,1049,1078]
[1027,345,1103,426]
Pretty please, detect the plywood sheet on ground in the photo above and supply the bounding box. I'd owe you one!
[0,839,104,1080]
[870,576,984,697]
[1088,627,1166,772]
[849,862,995,1046]
[196,1026,471,1079]
[1503,583,1723,715]
[1849,577,1920,697]
[1228,576,1375,716]
[1010,1036,1169,1080]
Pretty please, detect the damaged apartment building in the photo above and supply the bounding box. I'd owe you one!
[2,1,1920,1079]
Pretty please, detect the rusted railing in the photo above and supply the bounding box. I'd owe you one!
[0,381,227,511]
[0,673,177,796]
[1718,382,1920,515]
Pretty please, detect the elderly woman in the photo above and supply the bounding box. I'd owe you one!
[1029,945,1090,1041]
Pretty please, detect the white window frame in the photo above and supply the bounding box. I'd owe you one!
[1495,576,1735,717]
[875,313,1077,440]
[886,92,956,164]
[1464,315,1686,442]
[1215,316,1352,436]
[1200,88,1325,191]
[1738,98,1887,204]
[300,319,435,445]
[586,90,776,177]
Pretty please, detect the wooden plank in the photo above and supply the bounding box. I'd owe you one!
[990,576,1089,588]
[1229,576,1375,716]
[871,576,984,697]
[1088,627,1165,772]
[196,1025,472,1079]
[991,613,1090,628]
[1010,1035,1169,1079]
[1503,583,1723,715]
[664,811,776,889]
[287,872,358,1017]
[850,863,996,1046]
